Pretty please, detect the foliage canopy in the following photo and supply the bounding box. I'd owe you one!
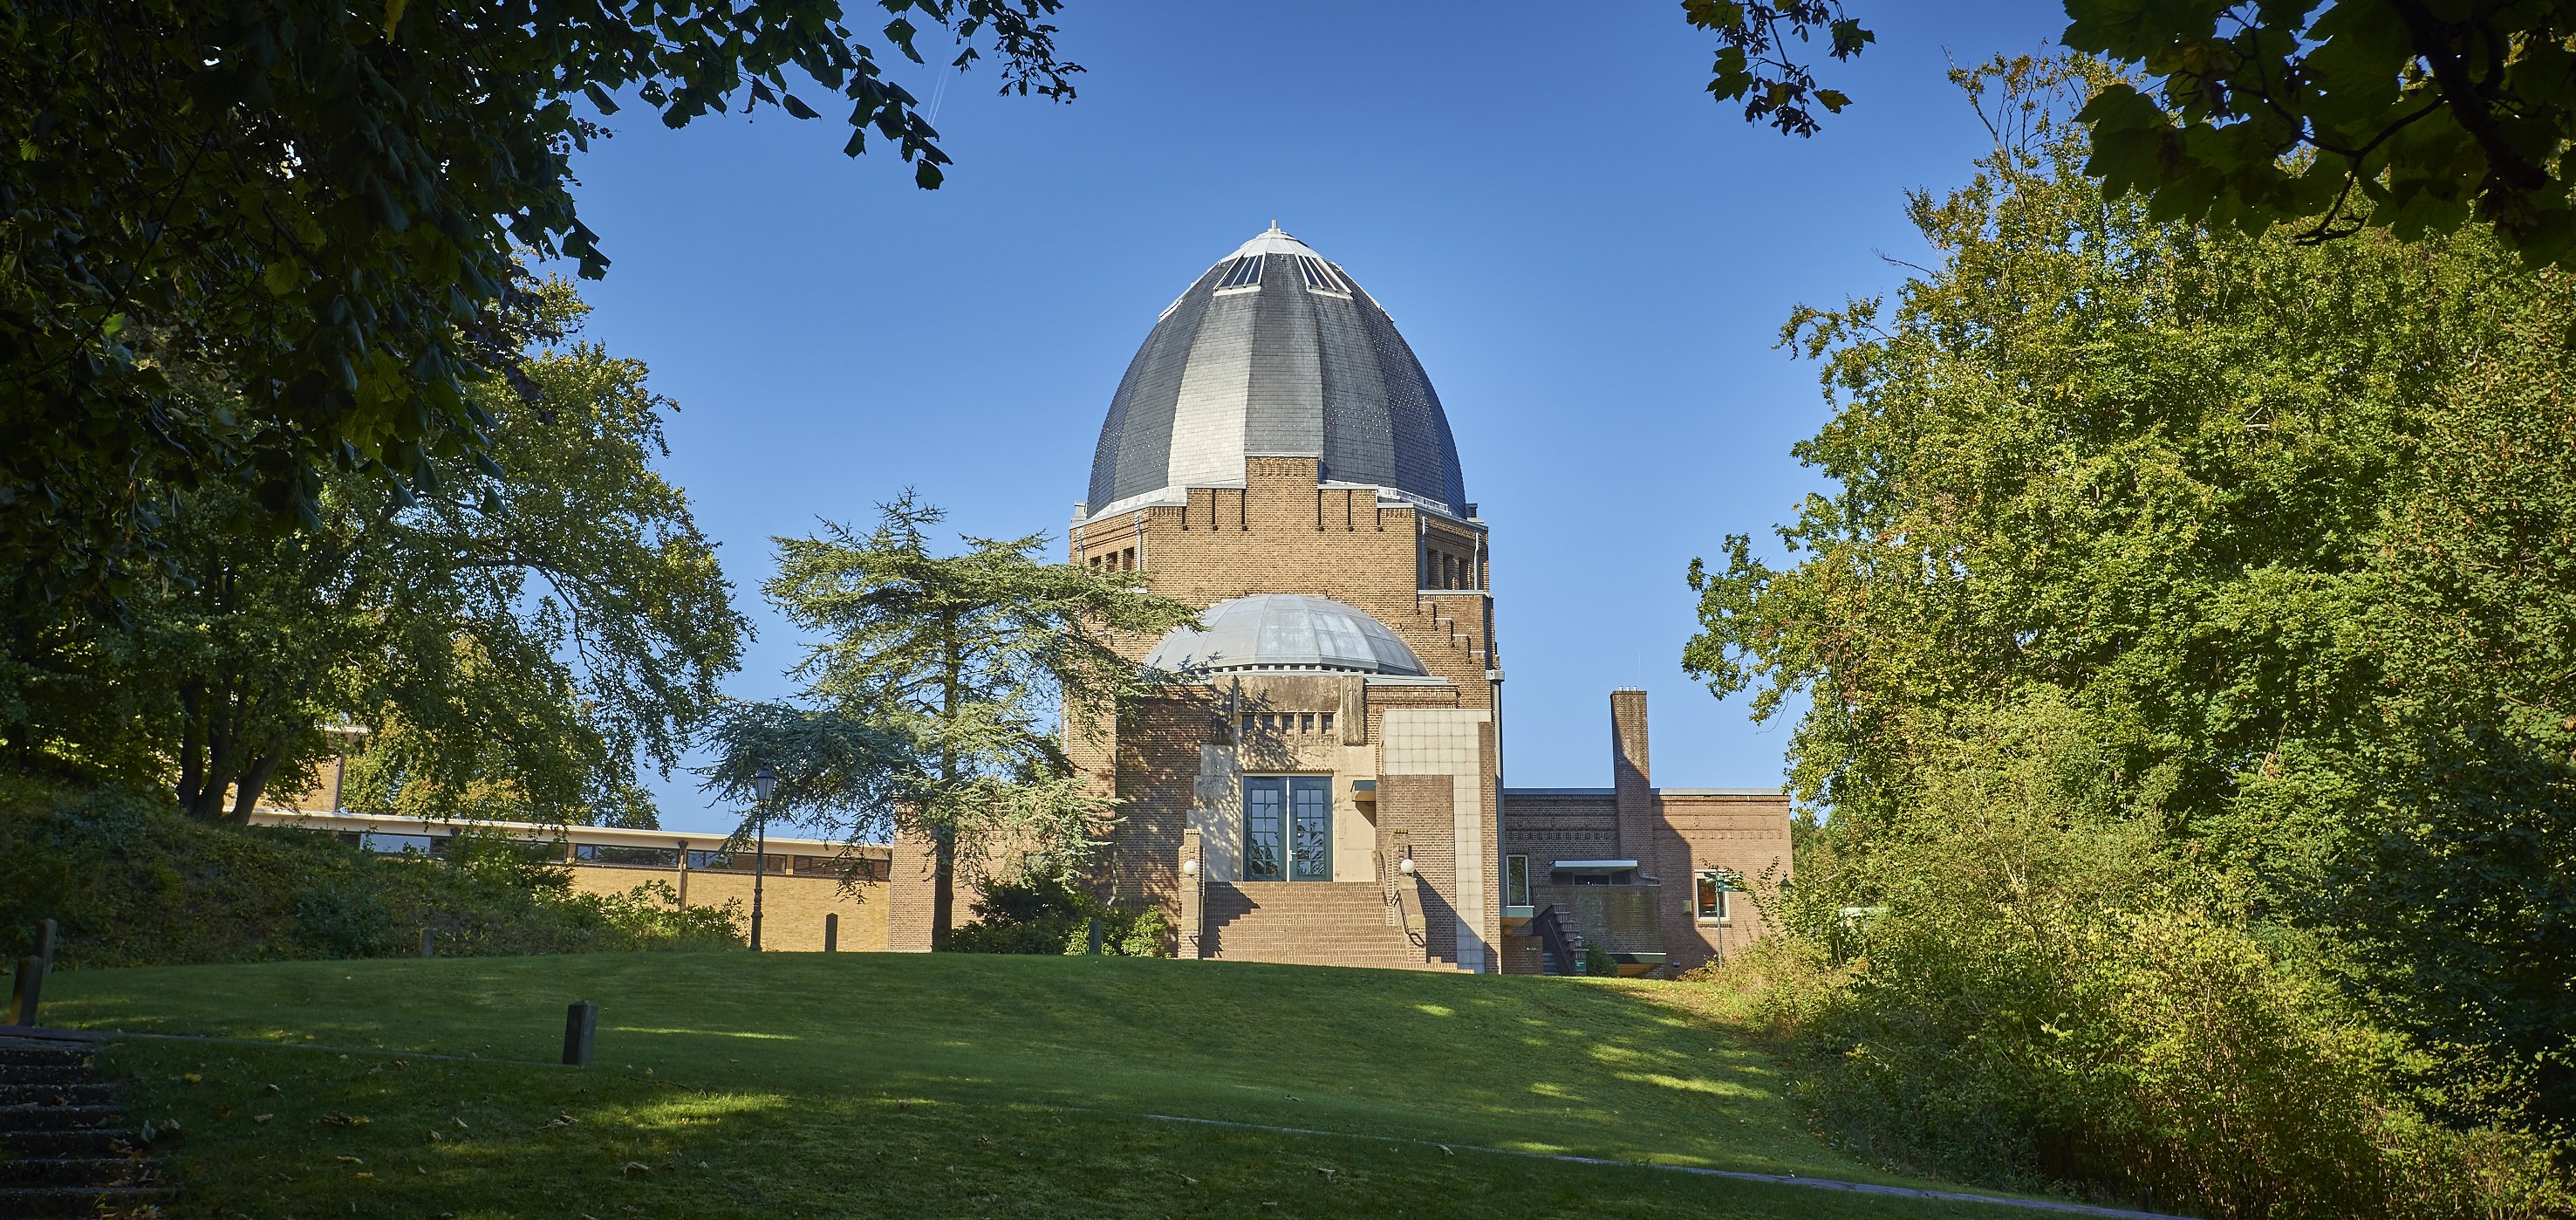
[0,0,1079,614]
[1686,3,2576,265]
[4,283,745,828]
[1684,55,2576,1201]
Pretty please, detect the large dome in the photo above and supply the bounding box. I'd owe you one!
[1085,226,1468,519]
[1145,594,1425,677]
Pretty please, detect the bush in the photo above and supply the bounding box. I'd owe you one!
[0,778,742,966]
[943,872,1169,957]
[1709,697,2572,1218]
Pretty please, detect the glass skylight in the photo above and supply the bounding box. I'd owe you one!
[1217,255,1265,288]
[1296,255,1349,293]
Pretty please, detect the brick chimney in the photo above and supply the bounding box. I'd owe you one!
[1610,689,1657,875]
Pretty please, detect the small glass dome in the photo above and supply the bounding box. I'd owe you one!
[1145,594,1425,677]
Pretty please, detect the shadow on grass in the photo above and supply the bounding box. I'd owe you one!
[51,954,1888,1184]
[106,1039,1999,1220]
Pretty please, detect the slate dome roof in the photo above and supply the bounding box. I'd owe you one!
[1144,594,1426,677]
[1085,226,1468,520]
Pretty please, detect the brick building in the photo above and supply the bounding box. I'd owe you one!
[885,226,1791,975]
[249,808,892,953]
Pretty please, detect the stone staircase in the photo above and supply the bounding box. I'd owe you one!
[1205,881,1440,970]
[0,1032,169,1217]
[1528,904,1594,976]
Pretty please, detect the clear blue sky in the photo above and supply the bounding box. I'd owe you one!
[561,3,2068,835]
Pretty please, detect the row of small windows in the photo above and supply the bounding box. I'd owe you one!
[1424,546,1477,589]
[1214,254,1351,295]
[332,831,889,880]
[1240,710,1334,735]
[1088,546,1138,572]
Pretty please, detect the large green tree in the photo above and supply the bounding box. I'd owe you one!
[1689,3,2576,264]
[703,496,1194,947]
[7,282,746,826]
[0,0,1079,615]
[1684,56,2576,1138]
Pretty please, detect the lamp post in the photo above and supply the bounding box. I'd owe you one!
[750,767,777,952]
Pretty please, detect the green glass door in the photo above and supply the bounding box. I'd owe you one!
[1288,778,1331,881]
[1244,776,1331,881]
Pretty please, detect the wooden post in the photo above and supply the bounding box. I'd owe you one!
[32,919,55,972]
[823,913,838,953]
[562,1001,597,1066]
[420,929,435,958]
[9,956,41,1026]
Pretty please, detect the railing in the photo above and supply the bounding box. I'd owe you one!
[1373,849,1429,951]
[1393,870,1426,949]
[1529,905,1577,976]
[1374,850,1399,928]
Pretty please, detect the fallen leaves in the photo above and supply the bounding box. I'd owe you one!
[618,1161,650,1177]
[318,1112,368,1127]
[252,1114,275,1125]
[536,1114,575,1130]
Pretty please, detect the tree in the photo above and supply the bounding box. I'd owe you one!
[0,0,1080,616]
[1683,57,2576,1140]
[2068,1,2576,264]
[702,495,1194,947]
[1684,1,1874,136]
[1684,3,2576,265]
[7,281,746,826]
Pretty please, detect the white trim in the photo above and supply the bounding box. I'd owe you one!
[247,809,881,857]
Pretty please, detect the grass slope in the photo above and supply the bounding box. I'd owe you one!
[52,954,2031,1217]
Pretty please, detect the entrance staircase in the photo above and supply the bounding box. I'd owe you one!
[1205,882,1439,970]
[0,1031,171,1217]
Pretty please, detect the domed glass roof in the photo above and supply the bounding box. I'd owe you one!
[1144,594,1425,677]
[1085,226,1468,520]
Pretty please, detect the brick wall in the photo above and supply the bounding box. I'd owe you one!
[1652,791,1794,972]
[562,865,888,953]
[1374,772,1459,964]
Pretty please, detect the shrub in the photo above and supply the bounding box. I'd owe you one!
[1709,697,2573,1218]
[0,777,743,966]
[943,871,1170,957]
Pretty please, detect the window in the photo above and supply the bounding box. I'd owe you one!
[1242,776,1331,881]
[1506,854,1530,907]
[1239,713,1254,735]
[1696,869,1736,923]
[1299,712,1315,733]
[575,843,680,869]
[1319,712,1334,734]
[1295,255,1347,292]
[686,849,783,873]
[1218,255,1264,288]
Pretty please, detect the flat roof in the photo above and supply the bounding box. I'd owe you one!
[249,809,885,857]
[1503,787,1783,798]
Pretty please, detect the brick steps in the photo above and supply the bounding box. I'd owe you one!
[0,1032,173,1217]
[1204,882,1435,970]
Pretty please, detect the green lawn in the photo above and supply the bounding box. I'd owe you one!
[48,954,2034,1217]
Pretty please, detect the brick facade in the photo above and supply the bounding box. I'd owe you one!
[891,433,1791,976]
